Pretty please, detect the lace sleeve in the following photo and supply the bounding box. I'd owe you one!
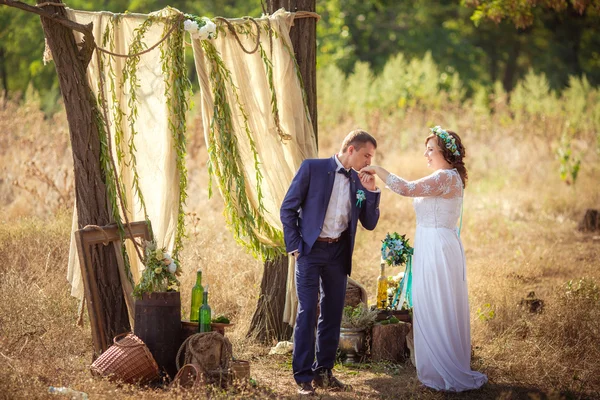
[385,170,461,198]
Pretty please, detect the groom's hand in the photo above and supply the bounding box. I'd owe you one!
[360,171,377,191]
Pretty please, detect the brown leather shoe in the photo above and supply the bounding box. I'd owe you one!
[297,381,315,396]
[313,373,351,391]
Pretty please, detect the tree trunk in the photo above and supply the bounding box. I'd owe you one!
[247,0,317,344]
[247,256,293,343]
[0,46,7,101]
[37,1,130,351]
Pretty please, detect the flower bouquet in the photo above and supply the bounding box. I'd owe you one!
[381,232,413,266]
[381,232,414,310]
[133,240,182,299]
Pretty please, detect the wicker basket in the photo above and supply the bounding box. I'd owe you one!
[90,332,159,384]
[170,363,202,389]
[230,360,250,381]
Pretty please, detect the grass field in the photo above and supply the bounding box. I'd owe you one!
[1,98,599,399]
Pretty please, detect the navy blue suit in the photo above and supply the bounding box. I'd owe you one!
[280,156,380,383]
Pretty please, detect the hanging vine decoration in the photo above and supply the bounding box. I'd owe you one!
[92,95,134,284]
[257,23,291,141]
[92,10,190,273]
[159,12,191,258]
[120,15,157,234]
[201,31,284,260]
[95,16,136,283]
[104,16,128,192]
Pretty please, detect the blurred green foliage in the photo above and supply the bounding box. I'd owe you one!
[1,0,599,118]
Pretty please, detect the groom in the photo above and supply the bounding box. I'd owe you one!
[280,129,380,395]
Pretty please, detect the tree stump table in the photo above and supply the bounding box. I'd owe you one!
[370,321,411,362]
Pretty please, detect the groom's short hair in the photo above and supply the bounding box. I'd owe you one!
[341,129,377,153]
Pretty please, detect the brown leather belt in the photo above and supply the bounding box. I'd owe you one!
[316,236,341,243]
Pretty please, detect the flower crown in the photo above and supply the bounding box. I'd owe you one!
[430,126,460,157]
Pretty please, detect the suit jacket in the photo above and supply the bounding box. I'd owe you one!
[280,156,380,276]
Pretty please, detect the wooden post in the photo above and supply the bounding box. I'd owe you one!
[247,0,317,343]
[0,0,132,351]
[37,1,131,351]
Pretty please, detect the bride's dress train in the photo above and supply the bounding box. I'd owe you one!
[386,168,487,391]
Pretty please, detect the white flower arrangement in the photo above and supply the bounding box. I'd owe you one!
[184,15,217,41]
[133,240,182,298]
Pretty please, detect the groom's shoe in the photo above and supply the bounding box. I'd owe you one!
[297,382,315,396]
[313,371,351,392]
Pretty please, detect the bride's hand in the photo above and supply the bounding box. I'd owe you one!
[360,166,376,175]
[359,172,373,184]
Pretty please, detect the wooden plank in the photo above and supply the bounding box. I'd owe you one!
[75,230,106,355]
[75,222,151,356]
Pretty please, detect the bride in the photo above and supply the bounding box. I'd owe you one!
[360,126,487,392]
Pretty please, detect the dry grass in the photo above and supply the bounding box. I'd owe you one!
[1,99,599,399]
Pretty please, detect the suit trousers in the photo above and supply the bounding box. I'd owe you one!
[292,236,349,383]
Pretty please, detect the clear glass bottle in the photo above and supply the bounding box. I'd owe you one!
[377,262,387,309]
[198,284,212,333]
[189,269,203,322]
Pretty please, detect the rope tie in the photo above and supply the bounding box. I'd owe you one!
[36,2,67,7]
[215,17,261,55]
[96,14,184,58]
[293,11,321,21]
[82,224,110,246]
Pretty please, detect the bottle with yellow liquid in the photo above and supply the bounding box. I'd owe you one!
[377,262,388,309]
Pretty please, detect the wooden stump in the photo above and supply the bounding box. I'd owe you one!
[345,281,363,307]
[579,209,600,231]
[371,322,411,362]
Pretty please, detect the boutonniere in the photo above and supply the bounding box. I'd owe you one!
[356,189,366,208]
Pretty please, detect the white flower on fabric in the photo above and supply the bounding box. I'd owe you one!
[197,20,216,40]
[185,16,216,41]
[202,18,217,38]
[184,19,200,33]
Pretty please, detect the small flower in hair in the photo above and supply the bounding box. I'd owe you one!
[430,126,460,157]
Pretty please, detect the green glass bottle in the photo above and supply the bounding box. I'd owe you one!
[189,269,203,322]
[198,284,212,333]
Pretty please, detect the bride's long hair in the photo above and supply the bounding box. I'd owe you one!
[425,130,468,188]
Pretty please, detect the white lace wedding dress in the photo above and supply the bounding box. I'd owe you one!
[386,168,487,391]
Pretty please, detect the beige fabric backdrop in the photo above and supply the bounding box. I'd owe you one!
[191,9,317,326]
[65,9,183,327]
[64,8,315,328]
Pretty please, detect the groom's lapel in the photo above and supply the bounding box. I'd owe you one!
[349,173,357,223]
[323,157,337,211]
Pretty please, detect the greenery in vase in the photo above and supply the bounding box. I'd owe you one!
[341,303,379,330]
[133,240,182,298]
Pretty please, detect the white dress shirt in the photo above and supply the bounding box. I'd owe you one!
[320,155,351,239]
